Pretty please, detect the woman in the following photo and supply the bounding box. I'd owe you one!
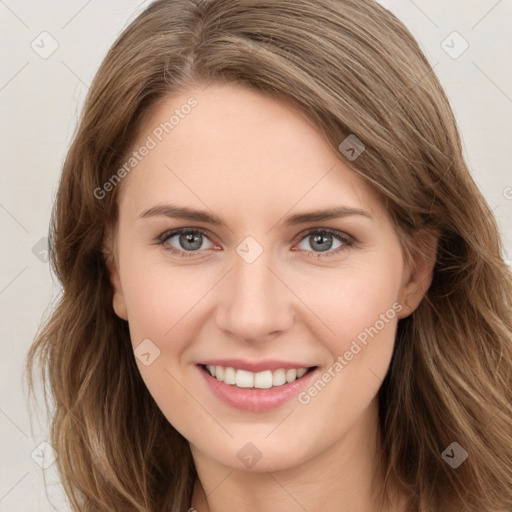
[26,0,512,511]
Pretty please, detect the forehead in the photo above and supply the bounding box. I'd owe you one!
[117,82,383,221]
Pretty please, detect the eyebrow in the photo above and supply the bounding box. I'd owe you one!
[138,204,372,226]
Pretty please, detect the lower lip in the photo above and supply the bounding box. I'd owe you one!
[197,365,317,412]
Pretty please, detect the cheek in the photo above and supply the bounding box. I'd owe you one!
[118,256,215,436]
[290,253,403,402]
[293,257,403,418]
[119,249,216,348]
[290,254,403,345]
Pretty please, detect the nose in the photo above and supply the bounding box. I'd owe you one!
[214,245,295,343]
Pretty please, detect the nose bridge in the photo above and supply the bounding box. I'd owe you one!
[216,239,293,341]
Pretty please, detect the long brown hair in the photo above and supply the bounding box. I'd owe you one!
[26,0,512,510]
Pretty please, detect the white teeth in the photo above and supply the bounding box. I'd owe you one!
[224,367,236,385]
[285,369,297,382]
[205,365,311,389]
[235,369,254,388]
[253,370,273,389]
[272,368,286,386]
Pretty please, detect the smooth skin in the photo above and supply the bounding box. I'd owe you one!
[105,82,437,512]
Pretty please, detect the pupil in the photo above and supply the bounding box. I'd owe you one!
[181,232,202,251]
[312,233,332,252]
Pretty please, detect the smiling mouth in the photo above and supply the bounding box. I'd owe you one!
[199,364,317,389]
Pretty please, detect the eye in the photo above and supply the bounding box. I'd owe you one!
[156,227,355,259]
[293,228,355,258]
[157,228,216,257]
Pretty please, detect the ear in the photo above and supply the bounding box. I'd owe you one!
[103,227,128,321]
[397,229,439,319]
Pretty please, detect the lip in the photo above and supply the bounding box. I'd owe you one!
[197,364,318,413]
[198,358,315,372]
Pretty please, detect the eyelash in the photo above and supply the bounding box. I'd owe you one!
[156,227,356,260]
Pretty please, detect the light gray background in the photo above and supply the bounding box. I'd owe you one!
[1,0,511,510]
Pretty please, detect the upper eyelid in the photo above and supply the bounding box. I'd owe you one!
[294,227,354,242]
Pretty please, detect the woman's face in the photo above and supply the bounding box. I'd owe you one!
[108,82,431,472]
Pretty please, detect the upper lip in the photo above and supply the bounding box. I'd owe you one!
[198,359,317,373]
